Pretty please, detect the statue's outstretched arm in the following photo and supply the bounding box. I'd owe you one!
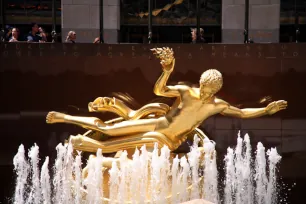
[219,98,287,119]
[151,47,181,98]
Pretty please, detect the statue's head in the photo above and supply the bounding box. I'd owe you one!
[199,69,223,102]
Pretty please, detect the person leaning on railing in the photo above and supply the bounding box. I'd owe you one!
[191,28,206,44]
[65,31,76,43]
[9,28,20,42]
[93,37,100,43]
[27,23,46,43]
[93,36,104,43]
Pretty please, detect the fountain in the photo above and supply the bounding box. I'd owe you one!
[12,47,287,203]
[13,133,282,204]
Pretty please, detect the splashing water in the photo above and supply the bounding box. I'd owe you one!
[73,151,82,204]
[13,145,29,204]
[40,157,51,204]
[62,142,74,203]
[52,143,66,203]
[255,142,268,204]
[223,133,282,204]
[188,135,201,200]
[224,147,235,204]
[130,148,141,203]
[108,160,120,203]
[27,144,41,204]
[203,137,218,203]
[12,133,284,203]
[266,148,282,204]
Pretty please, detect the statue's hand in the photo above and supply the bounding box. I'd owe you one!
[151,47,174,72]
[265,100,287,115]
[88,97,116,112]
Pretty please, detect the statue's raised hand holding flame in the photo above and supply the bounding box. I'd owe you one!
[151,47,175,72]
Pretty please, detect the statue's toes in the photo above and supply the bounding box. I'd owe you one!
[46,112,54,123]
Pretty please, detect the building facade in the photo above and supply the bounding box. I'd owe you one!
[1,0,306,43]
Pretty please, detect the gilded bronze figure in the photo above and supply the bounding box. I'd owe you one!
[46,47,287,154]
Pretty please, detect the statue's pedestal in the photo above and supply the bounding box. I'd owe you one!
[181,199,214,204]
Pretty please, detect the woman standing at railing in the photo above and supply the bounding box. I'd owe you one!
[65,31,76,43]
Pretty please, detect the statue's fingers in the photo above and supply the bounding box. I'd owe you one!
[108,98,114,105]
[94,97,102,103]
[102,98,108,105]
[281,101,288,106]
[98,97,104,105]
[277,101,287,107]
[278,100,287,104]
[107,98,113,105]
[104,98,110,105]
[268,102,275,107]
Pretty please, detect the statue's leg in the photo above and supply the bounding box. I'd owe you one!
[46,111,158,136]
[46,111,105,132]
[70,131,176,153]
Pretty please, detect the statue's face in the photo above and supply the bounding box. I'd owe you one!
[200,85,217,102]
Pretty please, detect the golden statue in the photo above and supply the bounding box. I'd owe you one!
[46,47,287,156]
[46,47,287,202]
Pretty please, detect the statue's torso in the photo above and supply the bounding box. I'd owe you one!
[157,88,224,141]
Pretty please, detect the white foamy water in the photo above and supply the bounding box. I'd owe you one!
[26,144,41,204]
[13,133,283,204]
[202,137,218,203]
[255,142,268,204]
[108,160,119,204]
[13,145,29,204]
[224,147,235,204]
[73,151,82,204]
[266,148,282,204]
[40,157,51,204]
[188,135,201,200]
[223,134,282,204]
[52,143,66,203]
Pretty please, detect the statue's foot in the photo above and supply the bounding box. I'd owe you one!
[46,111,66,124]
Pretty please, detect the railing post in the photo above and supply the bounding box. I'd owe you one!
[100,0,104,43]
[244,0,249,43]
[148,0,152,44]
[51,0,57,42]
[196,0,201,40]
[0,0,6,42]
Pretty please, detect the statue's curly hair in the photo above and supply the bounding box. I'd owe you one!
[199,69,223,94]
